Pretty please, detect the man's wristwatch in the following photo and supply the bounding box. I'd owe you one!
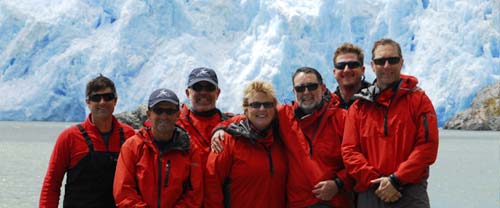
[333,177,344,190]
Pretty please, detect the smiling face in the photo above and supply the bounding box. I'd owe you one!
[334,53,365,88]
[147,101,180,139]
[186,81,220,112]
[86,87,117,121]
[292,72,326,113]
[244,92,276,131]
[371,44,404,89]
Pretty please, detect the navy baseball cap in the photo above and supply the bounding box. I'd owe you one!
[148,88,179,108]
[187,67,218,87]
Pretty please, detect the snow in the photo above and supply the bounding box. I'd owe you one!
[0,0,499,126]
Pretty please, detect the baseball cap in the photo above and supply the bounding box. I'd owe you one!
[148,88,179,109]
[187,67,218,87]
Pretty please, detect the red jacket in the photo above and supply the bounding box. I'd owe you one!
[39,114,135,208]
[177,105,230,167]
[113,127,203,208]
[204,119,288,208]
[341,74,439,192]
[277,97,353,208]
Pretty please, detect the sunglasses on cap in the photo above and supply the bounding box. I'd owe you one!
[334,61,361,70]
[246,102,274,109]
[88,93,116,102]
[294,83,319,93]
[151,107,179,115]
[372,57,401,65]
[191,83,216,92]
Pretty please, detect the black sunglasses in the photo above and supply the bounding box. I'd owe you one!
[191,83,216,92]
[246,102,274,109]
[294,83,319,93]
[334,61,361,70]
[88,93,116,102]
[151,107,179,115]
[372,57,401,65]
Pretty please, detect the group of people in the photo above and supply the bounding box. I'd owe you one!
[39,38,439,208]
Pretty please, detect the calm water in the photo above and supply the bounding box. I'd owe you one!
[0,121,499,208]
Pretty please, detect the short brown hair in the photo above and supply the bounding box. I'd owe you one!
[242,80,278,111]
[85,74,117,97]
[371,38,403,59]
[292,67,323,85]
[333,43,364,65]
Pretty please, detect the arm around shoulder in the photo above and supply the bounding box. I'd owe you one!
[204,134,234,208]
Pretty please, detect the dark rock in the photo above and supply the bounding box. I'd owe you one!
[115,104,148,129]
[444,82,500,130]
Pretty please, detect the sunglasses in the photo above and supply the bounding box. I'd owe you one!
[191,83,216,92]
[372,57,401,65]
[334,61,361,70]
[294,83,319,93]
[151,107,179,115]
[246,102,274,109]
[88,93,116,102]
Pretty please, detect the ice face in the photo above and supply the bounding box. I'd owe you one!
[0,0,498,126]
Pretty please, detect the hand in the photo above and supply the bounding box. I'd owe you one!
[371,177,402,203]
[312,180,339,201]
[210,129,225,153]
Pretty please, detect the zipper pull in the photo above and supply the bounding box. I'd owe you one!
[164,160,171,187]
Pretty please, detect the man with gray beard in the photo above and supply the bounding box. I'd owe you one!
[280,67,353,207]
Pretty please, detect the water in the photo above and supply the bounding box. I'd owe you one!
[427,130,500,207]
[0,121,76,208]
[0,121,499,207]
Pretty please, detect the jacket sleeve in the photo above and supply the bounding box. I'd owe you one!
[394,93,439,184]
[39,131,72,208]
[176,144,204,208]
[204,134,234,208]
[332,109,354,193]
[113,139,149,208]
[341,104,380,190]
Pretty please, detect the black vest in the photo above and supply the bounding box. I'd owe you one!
[63,124,124,208]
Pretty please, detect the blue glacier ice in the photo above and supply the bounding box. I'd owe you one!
[0,0,499,126]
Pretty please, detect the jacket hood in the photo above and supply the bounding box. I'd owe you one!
[225,119,277,145]
[137,125,190,152]
[355,74,418,107]
[333,80,372,109]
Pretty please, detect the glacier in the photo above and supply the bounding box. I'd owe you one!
[0,0,499,126]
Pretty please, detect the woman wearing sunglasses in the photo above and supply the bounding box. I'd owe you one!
[204,81,287,208]
[211,67,353,208]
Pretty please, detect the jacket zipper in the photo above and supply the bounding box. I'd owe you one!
[383,84,399,137]
[262,145,274,176]
[383,111,388,136]
[304,107,326,156]
[306,138,313,156]
[164,160,171,187]
[423,113,429,142]
[157,157,162,208]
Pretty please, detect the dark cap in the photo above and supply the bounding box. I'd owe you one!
[148,88,179,108]
[187,67,218,87]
